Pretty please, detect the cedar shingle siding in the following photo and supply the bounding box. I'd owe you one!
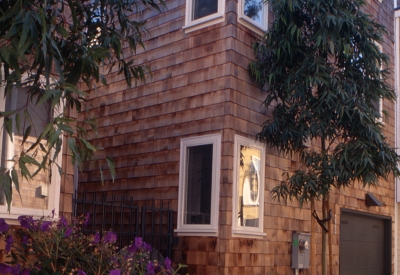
[77,1,396,274]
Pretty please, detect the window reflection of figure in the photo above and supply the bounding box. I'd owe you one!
[238,146,260,227]
[242,161,259,205]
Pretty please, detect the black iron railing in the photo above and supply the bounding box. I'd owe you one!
[73,192,173,259]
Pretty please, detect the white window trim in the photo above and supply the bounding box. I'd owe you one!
[175,133,221,236]
[0,86,62,222]
[238,0,268,35]
[395,8,400,202]
[375,42,384,124]
[376,97,384,123]
[183,0,225,33]
[232,135,266,237]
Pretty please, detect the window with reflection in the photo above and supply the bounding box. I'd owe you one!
[244,0,264,25]
[233,135,265,236]
[238,0,268,33]
[238,147,261,227]
[0,86,62,220]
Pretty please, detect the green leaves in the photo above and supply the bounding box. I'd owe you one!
[251,0,400,204]
[0,0,163,210]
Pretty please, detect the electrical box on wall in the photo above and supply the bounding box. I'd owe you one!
[292,232,311,269]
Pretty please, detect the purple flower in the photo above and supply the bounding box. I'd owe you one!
[5,235,12,253]
[104,231,117,243]
[128,243,138,253]
[164,257,172,270]
[78,269,86,275]
[0,218,9,232]
[57,216,68,228]
[11,264,21,275]
[40,221,52,232]
[110,270,120,275]
[21,268,29,275]
[84,212,91,226]
[65,227,73,238]
[146,262,155,275]
[135,237,143,248]
[51,209,55,218]
[144,243,152,252]
[18,216,34,229]
[93,232,100,244]
[22,235,29,245]
[0,263,13,274]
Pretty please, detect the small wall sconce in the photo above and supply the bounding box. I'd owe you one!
[365,193,383,207]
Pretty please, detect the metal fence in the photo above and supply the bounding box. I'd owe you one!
[73,192,174,260]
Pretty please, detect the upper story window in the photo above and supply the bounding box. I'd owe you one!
[238,0,268,34]
[183,0,225,33]
[193,0,218,20]
[175,134,221,236]
[232,135,266,237]
[0,86,62,221]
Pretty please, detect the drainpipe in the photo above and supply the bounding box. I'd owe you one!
[394,7,400,275]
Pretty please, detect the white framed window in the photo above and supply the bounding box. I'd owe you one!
[238,0,268,34]
[232,135,266,237]
[0,86,61,222]
[183,0,225,33]
[373,42,384,123]
[175,133,221,236]
[372,97,383,123]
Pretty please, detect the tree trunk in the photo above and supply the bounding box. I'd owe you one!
[310,199,315,275]
[322,197,327,275]
[327,196,333,275]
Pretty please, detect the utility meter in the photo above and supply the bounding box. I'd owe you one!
[292,232,311,269]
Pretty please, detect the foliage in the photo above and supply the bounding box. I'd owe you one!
[0,214,187,275]
[249,0,400,205]
[0,0,164,210]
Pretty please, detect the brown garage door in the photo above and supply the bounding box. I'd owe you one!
[339,211,391,275]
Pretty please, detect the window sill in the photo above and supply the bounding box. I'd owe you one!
[175,228,218,237]
[0,209,59,224]
[238,16,267,36]
[183,14,224,33]
[232,229,266,239]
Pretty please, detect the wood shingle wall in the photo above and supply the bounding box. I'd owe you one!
[77,0,397,274]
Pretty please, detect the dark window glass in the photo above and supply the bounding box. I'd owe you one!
[185,144,213,224]
[193,0,218,20]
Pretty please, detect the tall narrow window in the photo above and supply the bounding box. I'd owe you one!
[232,135,265,237]
[372,97,383,122]
[184,0,225,33]
[176,134,221,236]
[374,43,384,123]
[185,144,213,224]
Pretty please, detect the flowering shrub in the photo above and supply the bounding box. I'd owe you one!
[0,214,187,275]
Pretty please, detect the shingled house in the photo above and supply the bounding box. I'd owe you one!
[75,0,397,274]
[1,0,398,274]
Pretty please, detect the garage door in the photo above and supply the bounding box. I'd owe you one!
[339,211,391,275]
